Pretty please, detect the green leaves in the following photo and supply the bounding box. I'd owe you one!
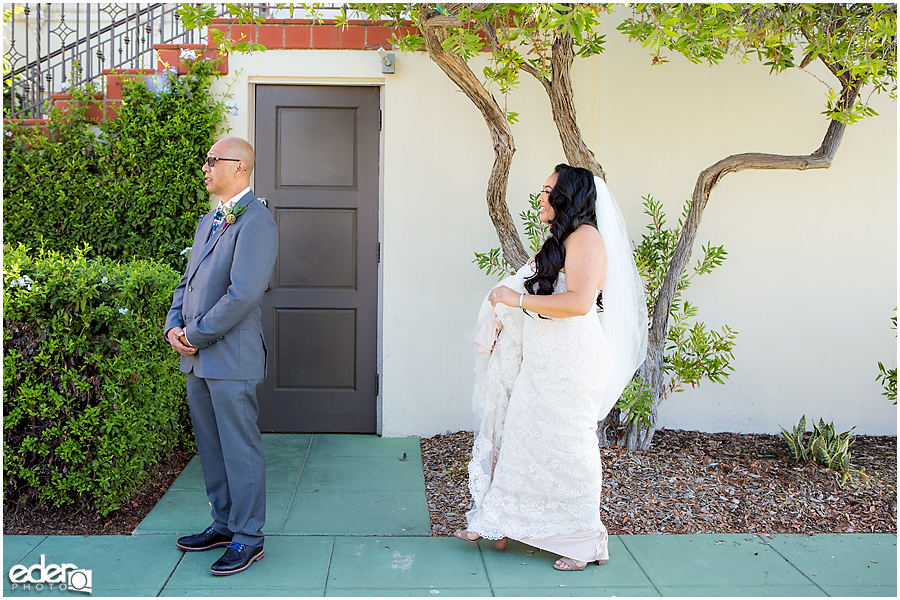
[472,247,513,280]
[618,3,897,124]
[521,193,550,254]
[3,247,191,515]
[780,416,865,487]
[617,376,655,429]
[780,414,809,461]
[441,27,486,60]
[473,192,548,278]
[4,59,227,271]
[876,309,897,405]
[209,28,269,55]
[631,195,737,403]
[176,3,218,31]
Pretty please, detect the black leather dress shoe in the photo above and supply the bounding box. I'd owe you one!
[176,526,233,552]
[210,542,264,576]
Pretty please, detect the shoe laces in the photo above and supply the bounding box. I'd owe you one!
[227,542,246,552]
[204,526,216,535]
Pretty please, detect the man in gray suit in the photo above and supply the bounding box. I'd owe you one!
[165,137,277,576]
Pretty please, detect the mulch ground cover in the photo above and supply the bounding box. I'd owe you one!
[4,430,895,537]
[422,429,897,537]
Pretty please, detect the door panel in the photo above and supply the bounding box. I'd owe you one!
[277,107,358,187]
[255,85,379,433]
[277,208,358,289]
[274,309,357,389]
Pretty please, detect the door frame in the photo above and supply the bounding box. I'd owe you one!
[248,79,385,435]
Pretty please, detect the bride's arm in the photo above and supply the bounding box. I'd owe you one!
[490,226,607,318]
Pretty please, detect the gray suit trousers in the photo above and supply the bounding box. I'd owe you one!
[186,373,266,547]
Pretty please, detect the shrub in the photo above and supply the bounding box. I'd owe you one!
[780,416,866,486]
[876,310,897,405]
[3,245,192,515]
[2,59,228,270]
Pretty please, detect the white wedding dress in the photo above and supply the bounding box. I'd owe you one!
[467,264,612,563]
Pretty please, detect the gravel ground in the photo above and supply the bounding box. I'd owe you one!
[421,429,897,537]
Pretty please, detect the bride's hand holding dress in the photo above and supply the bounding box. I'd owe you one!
[461,165,647,572]
[489,226,607,318]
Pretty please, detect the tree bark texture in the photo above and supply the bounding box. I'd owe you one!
[619,83,859,451]
[521,33,606,181]
[419,5,528,270]
[547,34,606,180]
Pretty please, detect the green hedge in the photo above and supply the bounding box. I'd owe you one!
[3,245,192,515]
[2,59,227,270]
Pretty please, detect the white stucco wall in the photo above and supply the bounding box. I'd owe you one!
[214,13,897,438]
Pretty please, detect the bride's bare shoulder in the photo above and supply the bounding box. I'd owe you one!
[567,224,604,246]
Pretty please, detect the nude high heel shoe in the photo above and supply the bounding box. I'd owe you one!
[453,530,482,543]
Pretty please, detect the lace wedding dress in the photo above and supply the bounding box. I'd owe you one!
[467,264,612,563]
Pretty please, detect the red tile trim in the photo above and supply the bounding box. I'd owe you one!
[312,24,339,49]
[3,119,53,140]
[229,24,256,44]
[338,25,366,50]
[103,69,154,101]
[257,23,285,49]
[285,23,311,49]
[208,18,424,50]
[365,26,394,49]
[152,45,228,75]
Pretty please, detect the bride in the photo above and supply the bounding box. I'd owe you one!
[456,164,647,571]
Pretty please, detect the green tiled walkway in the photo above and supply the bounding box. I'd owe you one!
[3,434,896,597]
[135,434,431,537]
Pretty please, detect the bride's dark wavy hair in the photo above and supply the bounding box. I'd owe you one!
[525,163,599,303]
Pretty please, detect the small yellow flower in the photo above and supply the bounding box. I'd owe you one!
[225,213,236,224]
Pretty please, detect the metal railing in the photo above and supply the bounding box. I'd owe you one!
[3,3,229,119]
[3,3,353,120]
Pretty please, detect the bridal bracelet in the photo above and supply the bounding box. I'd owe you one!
[519,293,525,309]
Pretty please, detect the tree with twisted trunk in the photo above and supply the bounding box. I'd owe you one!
[182,3,896,450]
[606,2,896,449]
[387,3,896,450]
[344,3,896,450]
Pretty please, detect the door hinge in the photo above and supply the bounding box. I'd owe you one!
[377,242,381,264]
[379,109,382,131]
[375,373,380,396]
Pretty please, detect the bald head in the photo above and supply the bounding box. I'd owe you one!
[217,137,255,175]
[204,137,256,200]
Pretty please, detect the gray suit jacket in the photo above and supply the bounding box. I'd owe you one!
[165,191,278,380]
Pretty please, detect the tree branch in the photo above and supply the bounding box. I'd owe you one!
[418,4,528,269]
[444,3,491,15]
[424,15,464,29]
[518,31,606,179]
[547,32,606,180]
[648,83,858,347]
[520,61,550,93]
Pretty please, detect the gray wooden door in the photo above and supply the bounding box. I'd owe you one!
[255,85,379,433]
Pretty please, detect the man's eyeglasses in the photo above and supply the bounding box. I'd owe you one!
[204,156,241,168]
